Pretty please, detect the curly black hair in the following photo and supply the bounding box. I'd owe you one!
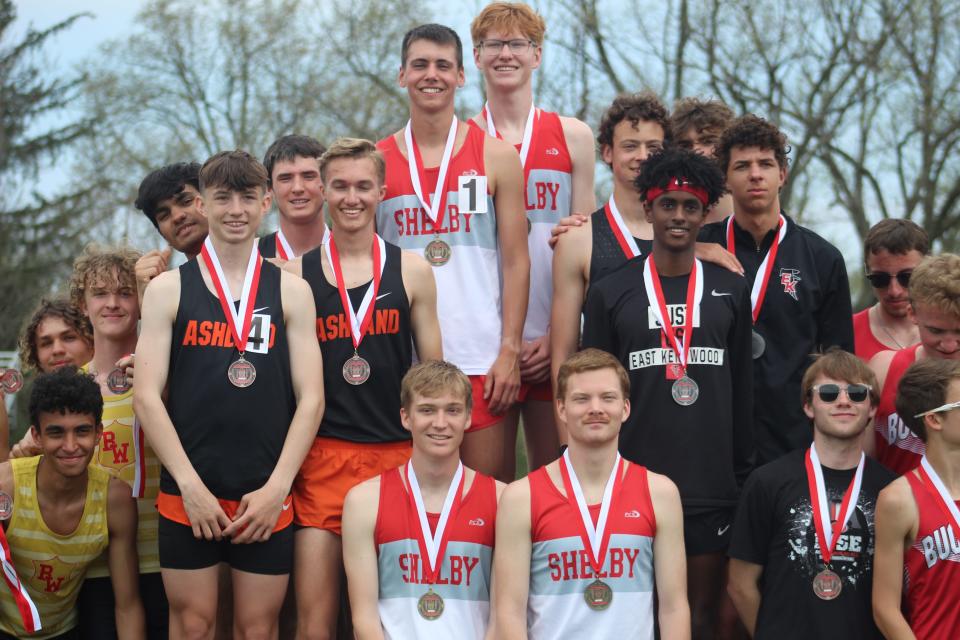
[28,366,103,429]
[634,147,727,209]
[135,162,201,230]
[716,114,789,173]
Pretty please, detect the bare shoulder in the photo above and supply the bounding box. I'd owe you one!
[878,475,916,512]
[281,256,304,277]
[280,267,313,300]
[106,476,135,507]
[344,474,383,513]
[142,269,181,315]
[147,268,181,295]
[646,469,681,503]
[499,475,532,510]
[554,216,593,256]
[868,349,898,388]
[494,479,508,501]
[558,116,595,147]
[485,134,523,168]
[400,249,432,280]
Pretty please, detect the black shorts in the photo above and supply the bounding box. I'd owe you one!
[683,507,735,556]
[159,515,293,575]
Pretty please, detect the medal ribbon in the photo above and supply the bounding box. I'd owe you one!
[322,233,386,351]
[483,101,538,183]
[604,195,642,259]
[917,456,960,535]
[405,461,465,584]
[0,527,41,633]
[559,450,624,576]
[199,238,262,355]
[642,257,703,371]
[725,214,788,322]
[275,229,295,260]
[404,117,458,228]
[804,444,864,565]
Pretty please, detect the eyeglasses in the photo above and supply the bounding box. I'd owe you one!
[865,270,912,289]
[479,39,536,55]
[914,400,960,418]
[811,383,872,403]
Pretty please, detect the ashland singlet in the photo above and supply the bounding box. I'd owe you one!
[0,456,110,639]
[257,231,279,258]
[376,125,500,375]
[527,462,656,640]
[301,241,412,443]
[375,467,497,639]
[166,258,295,500]
[874,344,923,475]
[588,204,652,285]
[903,472,960,638]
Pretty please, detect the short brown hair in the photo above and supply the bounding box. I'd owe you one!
[863,219,929,261]
[557,348,630,400]
[69,244,141,311]
[199,150,269,193]
[670,97,734,142]
[895,359,960,442]
[801,348,879,407]
[18,298,94,373]
[470,2,546,46]
[716,114,789,173]
[319,138,385,185]
[909,254,960,317]
[262,135,326,186]
[401,360,472,412]
[597,91,669,152]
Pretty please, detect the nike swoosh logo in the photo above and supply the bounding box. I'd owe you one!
[281,502,291,511]
[253,306,270,313]
[711,290,732,297]
[375,292,391,301]
[717,525,730,536]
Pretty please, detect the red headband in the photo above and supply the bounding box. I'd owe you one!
[646,177,709,207]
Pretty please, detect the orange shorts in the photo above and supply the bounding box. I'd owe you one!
[292,437,412,534]
[156,491,294,533]
[517,379,554,402]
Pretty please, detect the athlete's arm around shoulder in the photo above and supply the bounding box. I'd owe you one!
[106,476,146,639]
[550,220,592,386]
[648,470,691,640]
[342,476,385,640]
[559,116,597,215]
[492,476,532,640]
[872,476,919,639]
[401,250,442,361]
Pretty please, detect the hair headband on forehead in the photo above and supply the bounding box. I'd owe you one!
[645,177,709,207]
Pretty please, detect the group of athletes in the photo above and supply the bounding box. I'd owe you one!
[0,3,957,639]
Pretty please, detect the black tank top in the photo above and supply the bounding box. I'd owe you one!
[302,241,413,443]
[257,232,278,258]
[589,205,652,284]
[166,258,295,500]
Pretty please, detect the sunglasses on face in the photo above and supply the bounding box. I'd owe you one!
[914,399,960,418]
[811,383,872,403]
[865,270,912,289]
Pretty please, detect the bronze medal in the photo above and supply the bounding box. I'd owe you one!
[107,367,131,394]
[424,238,452,267]
[812,568,842,600]
[227,357,256,388]
[0,491,12,520]
[583,578,613,611]
[417,588,444,620]
[751,329,766,360]
[342,354,371,385]
[0,368,23,394]
[671,375,699,406]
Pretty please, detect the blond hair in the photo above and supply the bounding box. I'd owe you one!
[69,244,141,310]
[909,254,960,317]
[401,360,473,411]
[319,137,385,186]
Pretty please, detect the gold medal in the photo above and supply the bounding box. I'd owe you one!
[812,568,842,600]
[227,357,257,388]
[417,588,444,620]
[342,354,371,385]
[425,238,452,267]
[671,375,699,406]
[583,578,613,611]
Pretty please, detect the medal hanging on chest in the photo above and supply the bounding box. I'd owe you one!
[405,461,465,620]
[726,215,787,359]
[324,233,385,386]
[804,444,864,600]
[559,450,624,612]
[643,257,703,406]
[405,117,458,268]
[106,366,132,394]
[200,238,263,388]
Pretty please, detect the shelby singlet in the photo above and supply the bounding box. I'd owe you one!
[0,457,110,639]
[527,462,656,640]
[375,467,497,639]
[588,204,652,285]
[376,125,500,375]
[165,258,295,500]
[301,240,412,443]
[903,471,960,639]
[874,344,923,475]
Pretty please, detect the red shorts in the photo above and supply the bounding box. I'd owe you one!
[156,491,294,533]
[292,437,412,534]
[517,379,554,402]
[468,375,506,432]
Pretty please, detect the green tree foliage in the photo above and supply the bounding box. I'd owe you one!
[0,0,93,348]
